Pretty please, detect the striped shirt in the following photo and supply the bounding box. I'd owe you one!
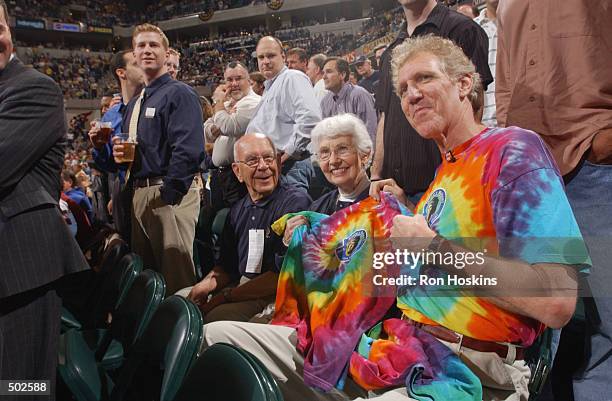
[475,8,498,127]
[320,83,377,145]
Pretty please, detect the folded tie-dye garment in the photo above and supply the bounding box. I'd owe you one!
[271,193,481,400]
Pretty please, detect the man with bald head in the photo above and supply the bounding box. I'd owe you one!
[181,133,310,323]
[246,36,322,192]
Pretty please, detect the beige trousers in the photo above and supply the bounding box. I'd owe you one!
[131,181,200,295]
[176,277,275,324]
[201,321,531,401]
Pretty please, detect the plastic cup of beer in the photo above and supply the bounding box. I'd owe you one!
[96,121,113,143]
[115,133,137,163]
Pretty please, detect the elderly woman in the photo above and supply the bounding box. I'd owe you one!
[283,113,373,245]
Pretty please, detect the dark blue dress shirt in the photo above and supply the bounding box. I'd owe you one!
[101,74,204,205]
[220,183,311,279]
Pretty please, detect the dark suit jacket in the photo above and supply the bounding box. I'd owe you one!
[0,58,88,298]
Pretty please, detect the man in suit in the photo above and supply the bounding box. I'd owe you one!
[0,2,88,399]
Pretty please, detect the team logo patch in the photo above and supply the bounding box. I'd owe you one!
[423,188,446,226]
[336,229,367,262]
[266,0,284,11]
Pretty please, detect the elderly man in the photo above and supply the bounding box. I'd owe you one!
[320,57,377,146]
[181,133,310,323]
[246,36,322,192]
[306,53,329,102]
[200,36,589,401]
[205,61,261,206]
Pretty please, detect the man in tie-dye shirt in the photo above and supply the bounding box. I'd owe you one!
[200,36,589,401]
[372,35,590,400]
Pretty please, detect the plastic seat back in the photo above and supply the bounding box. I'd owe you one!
[110,295,203,401]
[174,342,274,401]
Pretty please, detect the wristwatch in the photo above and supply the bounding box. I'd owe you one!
[221,287,233,303]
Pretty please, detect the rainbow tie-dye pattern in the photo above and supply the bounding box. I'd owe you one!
[271,193,482,400]
[399,127,589,346]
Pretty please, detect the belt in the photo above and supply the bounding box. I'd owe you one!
[134,175,202,189]
[404,317,525,361]
[134,177,164,188]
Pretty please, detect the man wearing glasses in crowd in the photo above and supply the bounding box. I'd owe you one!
[179,133,310,323]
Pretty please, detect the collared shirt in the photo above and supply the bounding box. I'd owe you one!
[320,83,377,145]
[204,89,261,166]
[204,89,261,142]
[246,67,322,156]
[92,101,127,178]
[474,8,497,127]
[121,73,205,204]
[376,4,493,194]
[357,70,380,96]
[496,0,612,175]
[313,78,330,103]
[219,183,311,279]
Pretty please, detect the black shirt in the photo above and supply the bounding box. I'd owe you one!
[375,4,493,195]
[122,73,205,204]
[309,187,370,215]
[357,70,381,96]
[220,184,311,279]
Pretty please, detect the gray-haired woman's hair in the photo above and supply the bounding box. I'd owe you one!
[311,114,373,166]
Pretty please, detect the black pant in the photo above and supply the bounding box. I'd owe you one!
[0,283,62,401]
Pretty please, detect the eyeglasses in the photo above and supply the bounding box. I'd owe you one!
[316,145,355,161]
[235,155,276,168]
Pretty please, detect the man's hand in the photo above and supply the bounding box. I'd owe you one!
[109,95,122,109]
[369,178,411,208]
[187,281,211,306]
[283,215,308,246]
[111,136,126,164]
[209,124,222,140]
[390,214,436,251]
[88,121,107,149]
[107,199,113,215]
[199,293,225,315]
[212,84,228,105]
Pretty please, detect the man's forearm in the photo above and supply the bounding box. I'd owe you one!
[424,237,578,329]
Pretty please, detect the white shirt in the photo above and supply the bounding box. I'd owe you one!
[246,67,322,156]
[205,89,261,166]
[475,8,498,127]
[313,78,330,103]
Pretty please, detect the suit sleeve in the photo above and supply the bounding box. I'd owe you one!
[0,74,65,192]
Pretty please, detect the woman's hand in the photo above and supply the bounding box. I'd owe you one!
[283,215,308,246]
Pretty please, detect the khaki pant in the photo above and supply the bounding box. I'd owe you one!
[201,321,531,401]
[131,181,200,295]
[176,277,275,324]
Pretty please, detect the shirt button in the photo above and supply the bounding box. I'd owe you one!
[529,96,536,102]
[530,24,537,30]
[529,59,536,66]
[251,216,255,220]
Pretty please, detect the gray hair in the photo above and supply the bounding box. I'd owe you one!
[311,114,373,166]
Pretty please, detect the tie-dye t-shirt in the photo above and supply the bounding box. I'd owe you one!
[398,127,589,346]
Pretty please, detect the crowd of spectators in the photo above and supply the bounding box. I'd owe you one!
[30,52,116,99]
[7,0,270,26]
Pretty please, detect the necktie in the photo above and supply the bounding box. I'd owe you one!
[125,88,145,182]
[128,88,146,142]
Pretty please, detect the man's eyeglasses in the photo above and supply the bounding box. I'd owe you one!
[235,155,276,168]
[316,145,355,161]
